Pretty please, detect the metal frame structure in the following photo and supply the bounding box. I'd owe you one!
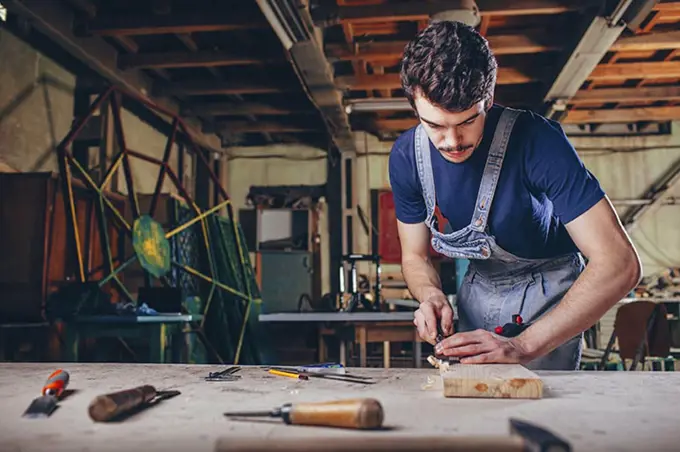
[54,84,260,364]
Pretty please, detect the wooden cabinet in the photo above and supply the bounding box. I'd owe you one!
[0,172,126,322]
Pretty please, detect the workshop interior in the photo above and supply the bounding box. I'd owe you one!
[1,0,680,450]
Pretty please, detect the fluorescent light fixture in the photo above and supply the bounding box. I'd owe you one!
[345,98,411,114]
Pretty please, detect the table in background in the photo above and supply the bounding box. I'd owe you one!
[258,311,425,367]
[58,314,203,363]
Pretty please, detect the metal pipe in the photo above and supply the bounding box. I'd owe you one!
[256,0,295,50]
[608,0,634,26]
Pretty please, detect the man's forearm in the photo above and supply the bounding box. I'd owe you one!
[516,254,641,360]
[401,255,445,304]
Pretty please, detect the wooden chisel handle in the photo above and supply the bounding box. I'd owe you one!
[214,436,526,452]
[282,398,383,429]
[88,385,157,422]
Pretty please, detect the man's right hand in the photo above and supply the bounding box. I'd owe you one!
[413,295,454,344]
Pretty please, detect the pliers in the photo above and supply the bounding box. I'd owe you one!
[205,366,241,381]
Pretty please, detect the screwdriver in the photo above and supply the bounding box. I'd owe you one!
[224,398,384,430]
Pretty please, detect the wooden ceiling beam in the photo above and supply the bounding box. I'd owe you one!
[118,51,279,70]
[154,81,294,96]
[369,118,418,132]
[326,33,562,62]
[182,102,311,117]
[563,106,680,123]
[589,61,680,81]
[216,121,321,133]
[336,68,536,90]
[85,12,265,36]
[611,30,680,52]
[653,1,680,11]
[571,85,680,104]
[369,106,680,130]
[312,0,600,27]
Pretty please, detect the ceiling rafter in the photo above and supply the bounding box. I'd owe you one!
[312,0,601,27]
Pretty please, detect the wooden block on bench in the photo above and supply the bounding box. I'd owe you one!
[441,363,543,399]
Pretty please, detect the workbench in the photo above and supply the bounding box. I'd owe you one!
[1,362,678,451]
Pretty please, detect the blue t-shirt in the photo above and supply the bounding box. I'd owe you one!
[388,104,605,260]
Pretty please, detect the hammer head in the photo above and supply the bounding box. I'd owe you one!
[510,418,571,452]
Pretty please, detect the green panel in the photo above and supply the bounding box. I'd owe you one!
[259,250,313,313]
[132,215,171,278]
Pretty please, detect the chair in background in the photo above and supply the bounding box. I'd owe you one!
[599,301,672,371]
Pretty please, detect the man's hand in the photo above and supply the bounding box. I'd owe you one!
[434,329,533,364]
[413,295,454,344]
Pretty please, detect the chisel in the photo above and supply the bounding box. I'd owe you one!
[88,385,181,422]
[22,369,70,419]
[224,398,383,430]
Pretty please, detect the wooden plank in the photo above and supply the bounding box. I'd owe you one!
[563,106,680,123]
[571,85,680,104]
[86,12,265,36]
[589,61,680,81]
[371,118,418,131]
[327,33,560,62]
[336,67,534,90]
[611,30,680,52]
[216,121,320,133]
[312,0,598,26]
[365,327,415,343]
[154,81,294,96]
[654,1,680,11]
[118,51,277,69]
[441,364,543,399]
[182,102,309,117]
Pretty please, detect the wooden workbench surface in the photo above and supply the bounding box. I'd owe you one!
[1,363,678,451]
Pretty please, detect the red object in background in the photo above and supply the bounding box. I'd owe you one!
[378,190,447,264]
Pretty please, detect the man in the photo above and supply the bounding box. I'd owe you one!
[389,21,642,370]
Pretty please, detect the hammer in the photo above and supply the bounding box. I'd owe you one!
[214,418,571,451]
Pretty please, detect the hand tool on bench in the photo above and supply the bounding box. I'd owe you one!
[427,324,459,370]
[214,418,571,452]
[224,398,383,430]
[88,385,180,422]
[22,369,70,419]
[266,366,374,384]
[268,369,309,380]
[205,366,241,381]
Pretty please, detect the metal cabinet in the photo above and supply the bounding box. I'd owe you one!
[259,250,314,313]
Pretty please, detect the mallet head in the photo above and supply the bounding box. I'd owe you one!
[510,418,571,452]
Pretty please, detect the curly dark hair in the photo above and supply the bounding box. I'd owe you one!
[400,21,497,112]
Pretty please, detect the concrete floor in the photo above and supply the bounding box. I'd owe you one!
[0,362,679,451]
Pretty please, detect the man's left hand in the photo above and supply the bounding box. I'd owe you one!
[434,329,532,364]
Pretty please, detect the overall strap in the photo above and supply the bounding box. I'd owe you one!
[470,107,522,232]
[414,124,437,225]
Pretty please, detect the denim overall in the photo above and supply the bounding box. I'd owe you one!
[414,107,585,370]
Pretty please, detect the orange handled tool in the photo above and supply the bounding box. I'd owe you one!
[23,369,70,418]
[42,369,70,397]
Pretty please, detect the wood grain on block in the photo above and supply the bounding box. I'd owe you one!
[441,364,543,399]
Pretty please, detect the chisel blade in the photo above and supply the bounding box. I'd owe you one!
[22,369,70,419]
[22,395,58,419]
